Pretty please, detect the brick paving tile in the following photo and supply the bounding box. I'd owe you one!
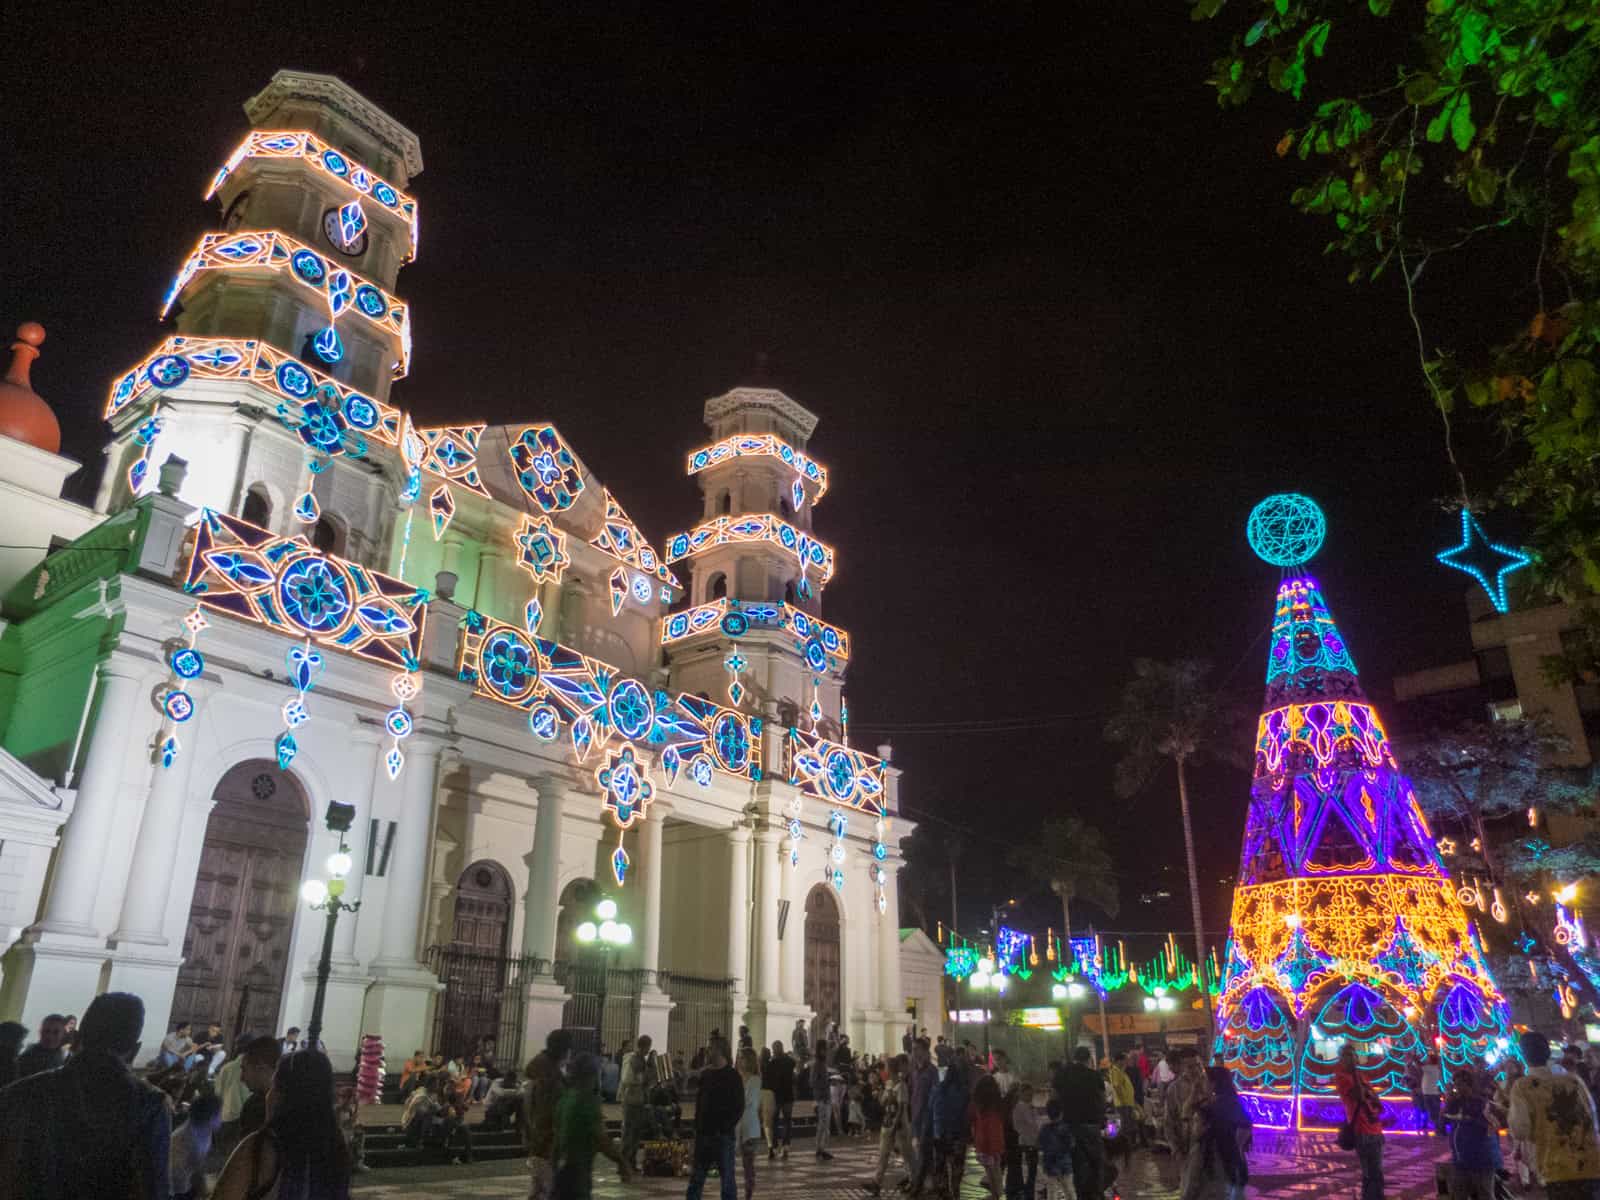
[352,1127,1468,1199]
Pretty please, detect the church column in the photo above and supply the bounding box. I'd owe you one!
[36,662,153,938]
[727,825,752,1028]
[109,739,198,947]
[753,825,782,1000]
[476,548,505,622]
[330,732,384,963]
[104,708,203,1052]
[361,735,446,1059]
[6,660,158,1031]
[523,775,572,1051]
[636,804,674,1048]
[876,859,905,1053]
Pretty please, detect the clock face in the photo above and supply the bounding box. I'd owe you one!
[322,208,368,258]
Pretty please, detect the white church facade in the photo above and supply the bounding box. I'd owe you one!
[0,69,910,1070]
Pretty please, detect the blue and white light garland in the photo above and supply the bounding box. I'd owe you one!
[155,604,209,768]
[276,638,325,770]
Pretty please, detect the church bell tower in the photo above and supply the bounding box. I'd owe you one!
[662,381,850,736]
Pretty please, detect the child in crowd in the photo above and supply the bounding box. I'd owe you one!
[1010,1082,1040,1200]
[1037,1100,1076,1200]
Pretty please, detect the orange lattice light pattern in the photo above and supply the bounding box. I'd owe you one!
[160,231,412,376]
[1221,875,1496,1019]
[1255,701,1394,775]
[205,130,420,259]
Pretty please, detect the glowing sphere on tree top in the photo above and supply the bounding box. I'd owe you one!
[1247,493,1326,567]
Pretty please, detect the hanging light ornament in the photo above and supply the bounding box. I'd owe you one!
[827,809,847,890]
[384,671,418,779]
[156,604,209,768]
[277,638,324,769]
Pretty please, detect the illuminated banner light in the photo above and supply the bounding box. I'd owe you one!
[664,514,835,583]
[414,424,490,497]
[456,615,763,786]
[1266,576,1358,689]
[107,336,403,436]
[660,598,851,661]
[686,434,828,500]
[590,489,679,587]
[786,728,885,813]
[182,508,427,672]
[1254,700,1394,776]
[159,231,413,376]
[206,130,421,260]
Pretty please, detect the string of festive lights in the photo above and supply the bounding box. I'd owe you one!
[590,490,679,587]
[660,598,850,662]
[159,231,413,375]
[685,433,829,500]
[664,514,836,583]
[107,336,406,431]
[205,130,420,259]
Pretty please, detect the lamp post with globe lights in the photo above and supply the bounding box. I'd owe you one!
[574,896,632,1053]
[302,800,360,1049]
[1052,980,1088,1057]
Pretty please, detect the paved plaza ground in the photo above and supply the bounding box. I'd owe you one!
[351,1126,1462,1199]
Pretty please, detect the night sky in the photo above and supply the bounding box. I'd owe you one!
[9,6,1508,951]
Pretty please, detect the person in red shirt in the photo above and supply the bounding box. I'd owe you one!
[970,1073,1007,1198]
[1334,1044,1385,1200]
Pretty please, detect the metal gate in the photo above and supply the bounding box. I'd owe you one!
[425,945,539,1068]
[555,961,645,1055]
[662,972,735,1061]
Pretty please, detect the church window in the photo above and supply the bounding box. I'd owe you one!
[719,491,732,515]
[784,579,797,604]
[709,572,727,600]
[242,485,272,528]
[311,515,341,555]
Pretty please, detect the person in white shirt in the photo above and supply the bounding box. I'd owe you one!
[1153,1052,1176,1087]
[279,1026,302,1057]
[158,1021,196,1069]
[170,1093,221,1199]
[992,1049,1015,1096]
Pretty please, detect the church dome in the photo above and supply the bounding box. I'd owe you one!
[0,323,61,454]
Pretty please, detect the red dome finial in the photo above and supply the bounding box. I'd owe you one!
[0,323,62,454]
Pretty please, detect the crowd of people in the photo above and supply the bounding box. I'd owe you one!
[0,994,356,1198]
[11,994,1600,1200]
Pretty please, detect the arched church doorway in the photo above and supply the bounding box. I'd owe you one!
[450,860,512,956]
[432,860,515,1059]
[172,762,309,1040]
[804,885,841,1043]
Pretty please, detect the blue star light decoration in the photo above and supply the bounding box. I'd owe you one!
[1247,493,1327,567]
[1436,510,1531,614]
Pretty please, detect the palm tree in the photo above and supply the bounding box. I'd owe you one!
[1007,815,1119,948]
[1105,657,1224,1030]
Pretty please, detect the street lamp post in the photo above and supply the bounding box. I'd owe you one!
[301,801,360,1051]
[1053,981,1087,1058]
[574,896,632,1055]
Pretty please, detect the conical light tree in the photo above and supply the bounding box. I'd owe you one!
[1216,493,1512,1133]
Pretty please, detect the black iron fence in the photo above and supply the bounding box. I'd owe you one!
[661,971,735,1061]
[424,944,539,1068]
[424,948,738,1066]
[554,960,646,1054]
